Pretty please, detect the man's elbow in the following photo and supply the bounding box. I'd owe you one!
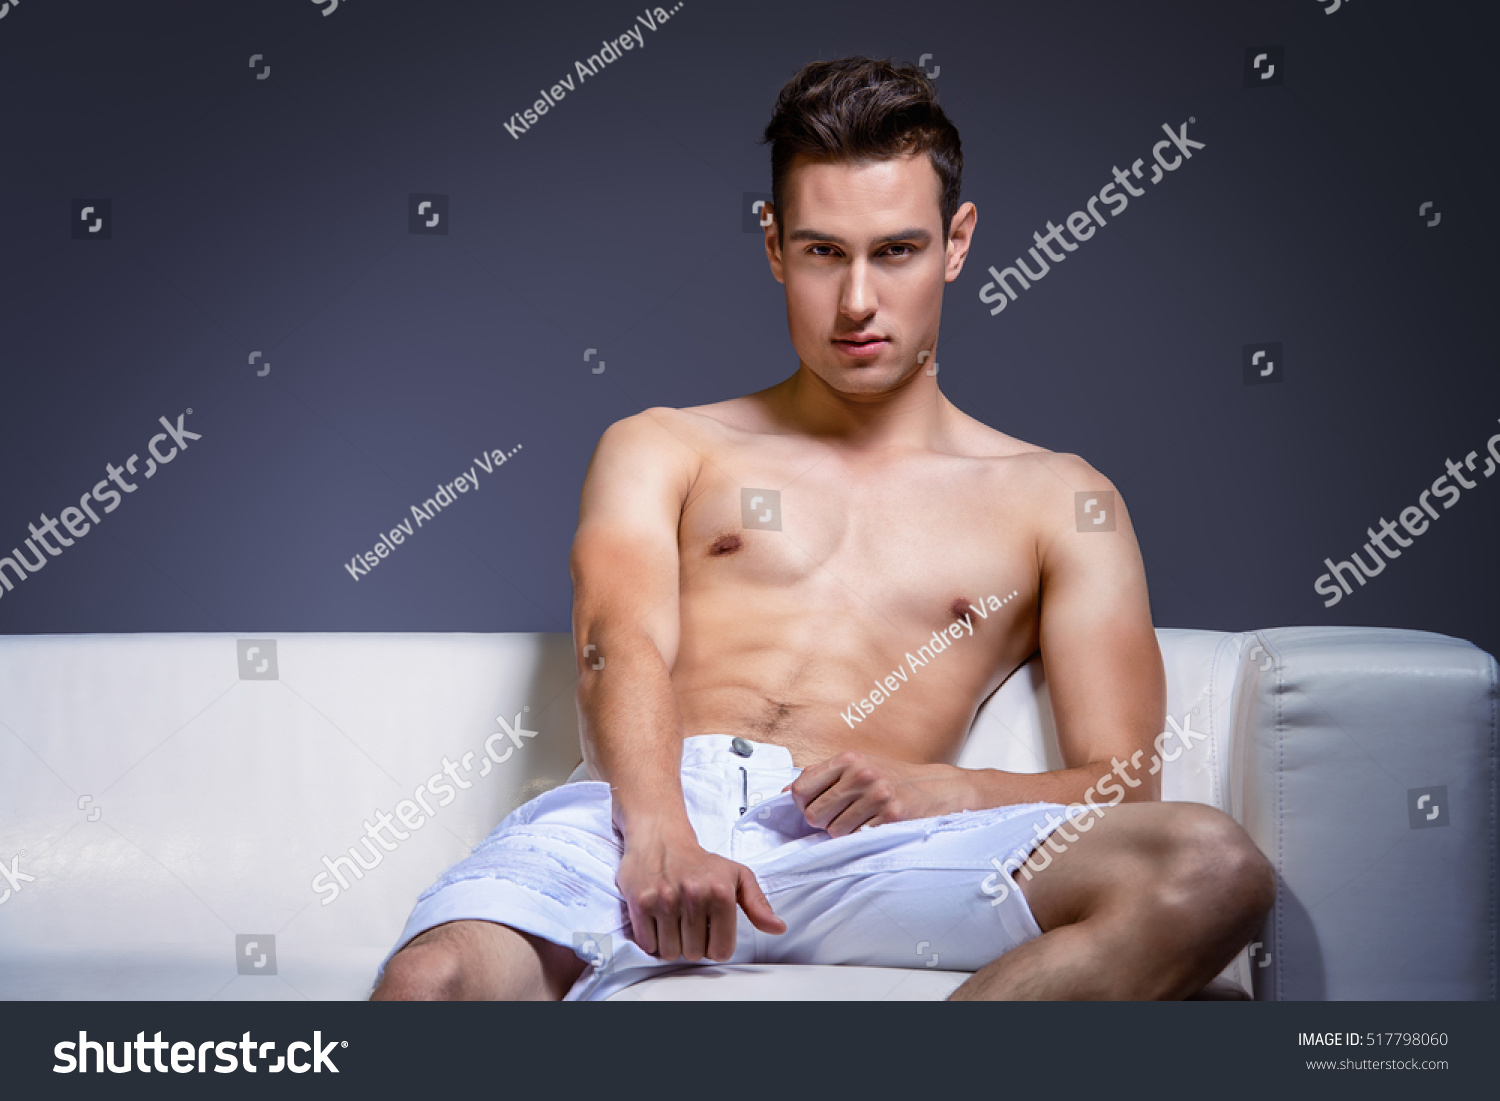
[571,617,674,687]
[1086,747,1161,806]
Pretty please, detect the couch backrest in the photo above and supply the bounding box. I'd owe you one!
[958,627,1248,815]
[0,632,585,997]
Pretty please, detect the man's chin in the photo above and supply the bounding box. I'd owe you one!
[812,364,913,396]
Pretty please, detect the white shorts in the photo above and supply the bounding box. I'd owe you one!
[378,734,1073,1000]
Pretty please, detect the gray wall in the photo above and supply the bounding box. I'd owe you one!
[1,0,1496,660]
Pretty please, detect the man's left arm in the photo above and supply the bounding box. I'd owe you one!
[790,454,1166,833]
[969,454,1167,807]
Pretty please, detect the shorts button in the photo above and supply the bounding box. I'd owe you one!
[730,737,753,757]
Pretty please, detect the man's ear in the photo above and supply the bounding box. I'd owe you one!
[763,202,786,285]
[944,201,977,284]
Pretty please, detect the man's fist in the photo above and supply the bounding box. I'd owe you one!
[787,751,978,836]
[616,837,785,961]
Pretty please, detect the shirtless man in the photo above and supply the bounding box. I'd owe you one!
[371,57,1274,1001]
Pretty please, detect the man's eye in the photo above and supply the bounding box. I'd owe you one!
[804,244,916,257]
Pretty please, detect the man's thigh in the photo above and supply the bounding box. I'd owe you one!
[374,919,586,1001]
[745,800,1074,972]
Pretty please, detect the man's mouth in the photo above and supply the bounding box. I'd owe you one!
[833,335,889,358]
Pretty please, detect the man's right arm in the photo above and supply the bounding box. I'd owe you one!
[570,410,783,962]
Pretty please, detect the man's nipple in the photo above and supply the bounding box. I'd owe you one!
[709,532,744,557]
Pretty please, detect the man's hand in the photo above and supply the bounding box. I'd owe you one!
[788,751,978,836]
[616,832,786,961]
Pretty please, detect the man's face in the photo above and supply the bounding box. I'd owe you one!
[765,151,974,396]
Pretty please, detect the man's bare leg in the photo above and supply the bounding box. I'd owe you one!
[949,802,1275,1000]
[370,920,587,1001]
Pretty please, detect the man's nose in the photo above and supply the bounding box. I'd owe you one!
[840,259,876,319]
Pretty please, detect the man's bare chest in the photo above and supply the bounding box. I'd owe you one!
[676,444,1036,625]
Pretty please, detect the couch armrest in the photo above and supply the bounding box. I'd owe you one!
[1234,626,1497,1000]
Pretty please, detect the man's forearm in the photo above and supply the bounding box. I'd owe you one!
[576,628,696,843]
[965,752,1161,811]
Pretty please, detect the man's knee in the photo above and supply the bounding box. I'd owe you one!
[370,937,467,1001]
[1151,803,1276,934]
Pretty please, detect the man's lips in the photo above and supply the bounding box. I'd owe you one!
[833,336,889,358]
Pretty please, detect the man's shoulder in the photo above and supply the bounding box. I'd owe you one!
[606,398,752,437]
[947,412,1112,492]
[1000,447,1116,492]
[946,422,1127,554]
[998,450,1122,532]
[588,402,762,502]
[599,397,772,463]
[596,404,729,458]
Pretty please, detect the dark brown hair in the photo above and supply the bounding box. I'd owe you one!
[761,57,963,245]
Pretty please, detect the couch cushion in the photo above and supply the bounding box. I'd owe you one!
[605,963,966,1000]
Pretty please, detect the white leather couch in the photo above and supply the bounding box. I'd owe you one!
[0,626,1493,1000]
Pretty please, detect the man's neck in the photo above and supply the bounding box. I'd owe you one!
[765,363,957,453]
